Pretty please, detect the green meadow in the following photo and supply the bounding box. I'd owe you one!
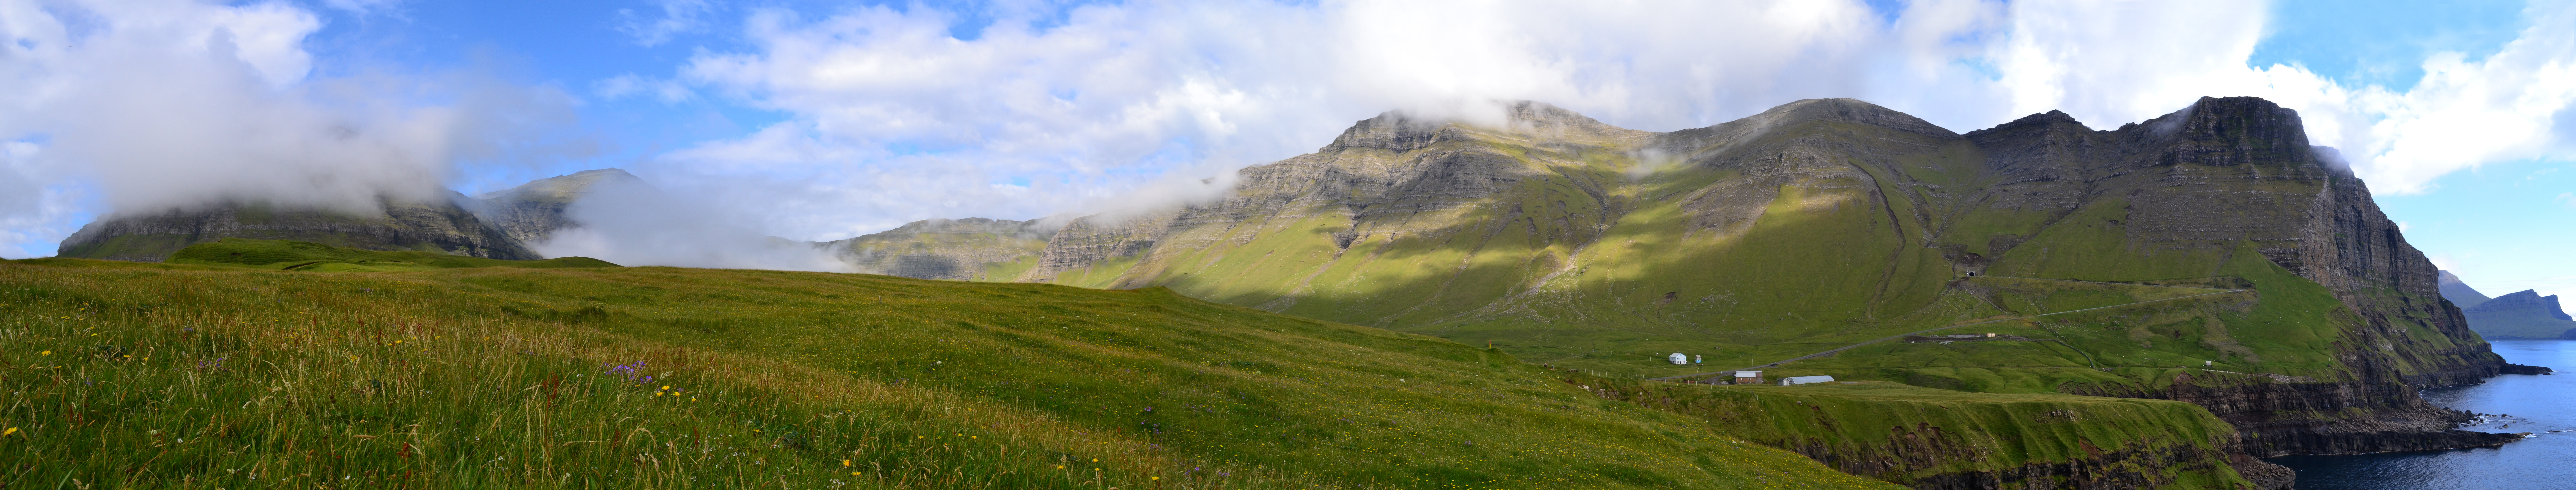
[1,248,1905,489]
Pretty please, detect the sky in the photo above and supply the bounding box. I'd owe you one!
[0,0,2571,297]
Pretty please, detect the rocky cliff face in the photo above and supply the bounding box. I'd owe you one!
[1006,96,2509,464]
[472,169,645,245]
[57,169,653,262]
[823,217,1058,281]
[58,195,538,261]
[2460,289,2576,339]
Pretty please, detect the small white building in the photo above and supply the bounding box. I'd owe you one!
[1780,375,1836,386]
[1734,371,1763,384]
[1668,353,1689,365]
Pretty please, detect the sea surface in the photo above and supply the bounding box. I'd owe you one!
[2270,340,2576,490]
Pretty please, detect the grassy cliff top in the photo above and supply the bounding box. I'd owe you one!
[0,258,1893,489]
[155,238,618,271]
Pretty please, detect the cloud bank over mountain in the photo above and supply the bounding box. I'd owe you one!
[0,0,587,256]
[643,0,2576,242]
[0,0,2570,261]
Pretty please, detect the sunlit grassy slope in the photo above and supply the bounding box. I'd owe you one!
[0,258,1897,489]
[1040,109,2475,395]
[1566,376,2256,489]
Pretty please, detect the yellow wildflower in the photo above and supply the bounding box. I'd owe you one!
[2,427,16,436]
[842,460,851,467]
[37,351,48,356]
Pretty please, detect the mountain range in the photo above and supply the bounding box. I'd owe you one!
[53,168,645,262]
[2440,270,2576,339]
[53,95,2531,485]
[842,96,2515,459]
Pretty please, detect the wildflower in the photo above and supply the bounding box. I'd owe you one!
[851,472,861,476]
[37,351,48,356]
[2,427,15,436]
[842,460,851,467]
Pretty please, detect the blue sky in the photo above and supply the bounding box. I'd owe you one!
[1,0,2570,297]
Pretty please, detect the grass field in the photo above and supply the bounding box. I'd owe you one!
[0,254,1900,489]
[160,238,619,271]
[1567,376,2255,488]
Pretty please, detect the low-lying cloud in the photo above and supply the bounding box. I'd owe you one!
[0,0,585,256]
[530,176,854,272]
[4,0,2571,265]
[649,0,2576,243]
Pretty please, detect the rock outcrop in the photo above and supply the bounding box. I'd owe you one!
[58,195,538,261]
[822,217,1058,281]
[2461,289,2576,339]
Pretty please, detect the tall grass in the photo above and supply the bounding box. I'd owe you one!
[0,260,1893,489]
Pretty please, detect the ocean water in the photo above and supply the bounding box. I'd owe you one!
[2269,340,2576,490]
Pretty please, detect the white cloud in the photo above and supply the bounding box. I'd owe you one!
[617,0,717,47]
[0,0,586,254]
[319,0,400,16]
[531,177,852,271]
[594,73,695,103]
[2428,253,2461,272]
[645,0,2575,242]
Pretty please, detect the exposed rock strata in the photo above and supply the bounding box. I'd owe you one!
[58,168,652,262]
[1957,97,2508,456]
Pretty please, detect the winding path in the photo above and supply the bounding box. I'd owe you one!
[1646,279,2248,382]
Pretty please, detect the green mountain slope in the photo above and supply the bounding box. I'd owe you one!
[1,258,1915,489]
[1010,97,2504,458]
[2461,289,2576,339]
[2437,270,2490,308]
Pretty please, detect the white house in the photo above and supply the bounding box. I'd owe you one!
[1780,375,1836,386]
[1668,353,1688,365]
